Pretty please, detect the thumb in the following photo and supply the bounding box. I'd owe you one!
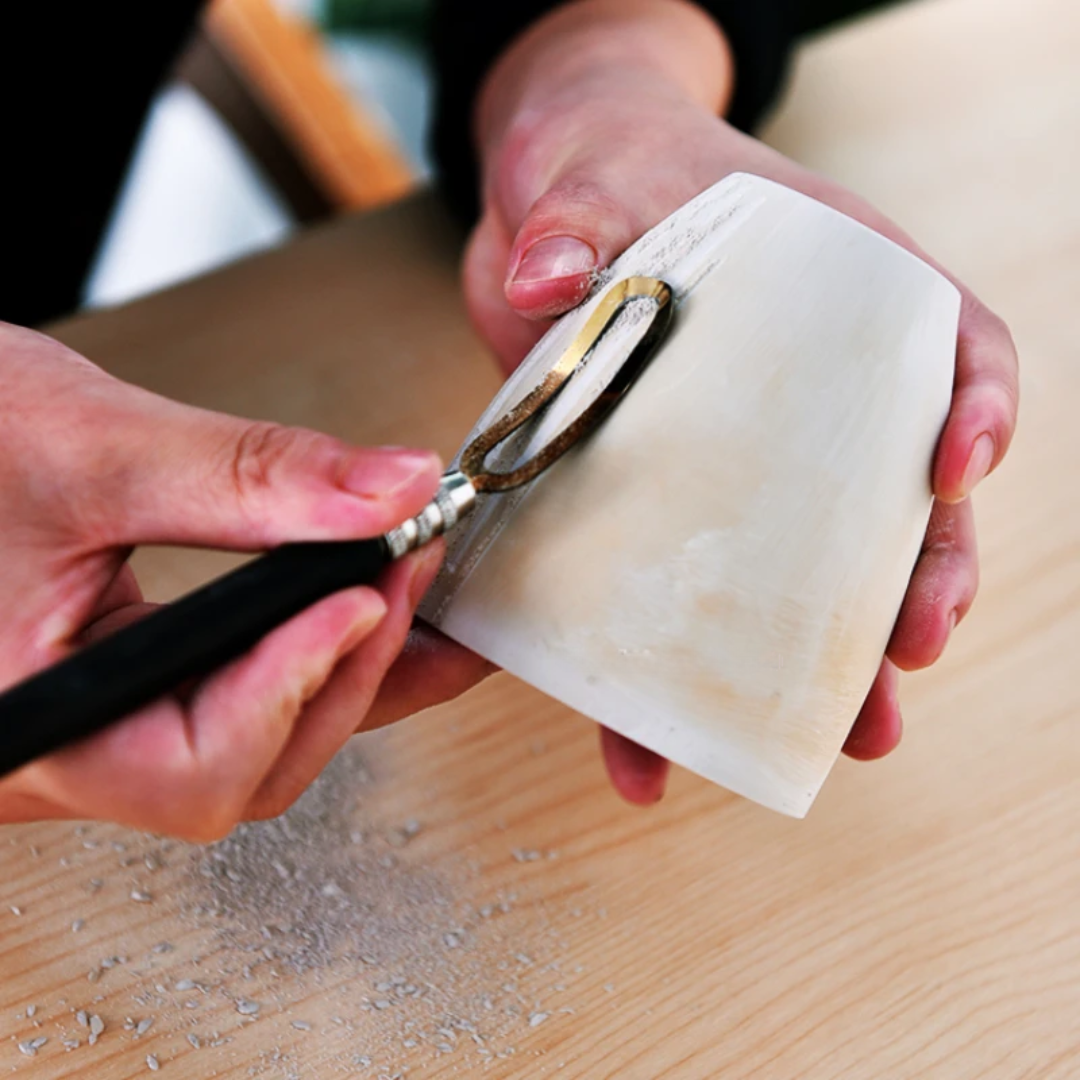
[464,170,663,372]
[503,177,645,321]
[78,389,442,550]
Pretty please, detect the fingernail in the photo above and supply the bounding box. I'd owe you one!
[960,433,995,498]
[340,448,439,501]
[510,236,597,286]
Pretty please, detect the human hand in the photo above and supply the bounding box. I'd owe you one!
[462,0,1019,803]
[0,323,488,838]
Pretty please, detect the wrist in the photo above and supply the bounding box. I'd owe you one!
[476,0,734,164]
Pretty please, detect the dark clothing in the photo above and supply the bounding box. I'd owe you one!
[430,0,798,222]
[1,3,204,327]
[0,1,882,327]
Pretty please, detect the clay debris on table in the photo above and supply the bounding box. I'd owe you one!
[1,740,609,1076]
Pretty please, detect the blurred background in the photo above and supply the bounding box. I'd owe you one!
[84,0,894,310]
[85,0,435,308]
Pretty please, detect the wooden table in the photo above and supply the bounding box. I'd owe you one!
[3,0,1078,1076]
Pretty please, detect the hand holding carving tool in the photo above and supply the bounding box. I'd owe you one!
[0,277,672,777]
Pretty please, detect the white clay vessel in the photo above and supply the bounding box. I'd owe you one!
[422,173,960,817]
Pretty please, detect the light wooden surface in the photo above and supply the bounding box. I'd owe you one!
[3,0,1078,1076]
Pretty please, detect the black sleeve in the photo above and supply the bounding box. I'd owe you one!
[1,3,203,327]
[428,0,798,223]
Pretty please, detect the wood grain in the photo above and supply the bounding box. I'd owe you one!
[2,0,1078,1076]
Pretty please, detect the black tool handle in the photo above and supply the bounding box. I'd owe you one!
[0,537,390,778]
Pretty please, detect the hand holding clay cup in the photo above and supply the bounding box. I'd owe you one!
[461,0,1019,803]
[0,323,486,837]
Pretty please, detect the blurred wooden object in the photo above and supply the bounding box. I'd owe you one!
[3,0,1079,1077]
[177,0,416,223]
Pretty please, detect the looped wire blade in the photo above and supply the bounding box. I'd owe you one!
[460,276,674,493]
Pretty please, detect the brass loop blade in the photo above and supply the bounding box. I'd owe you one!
[460,276,673,493]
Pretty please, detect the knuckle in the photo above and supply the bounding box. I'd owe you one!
[497,117,548,189]
[983,319,1020,398]
[526,176,624,235]
[956,304,1020,438]
[973,372,1020,450]
[991,376,1020,433]
[228,421,301,506]
[225,421,347,525]
[494,110,597,212]
[969,300,1013,350]
[960,298,1021,378]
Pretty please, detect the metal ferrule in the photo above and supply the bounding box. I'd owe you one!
[383,470,478,560]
